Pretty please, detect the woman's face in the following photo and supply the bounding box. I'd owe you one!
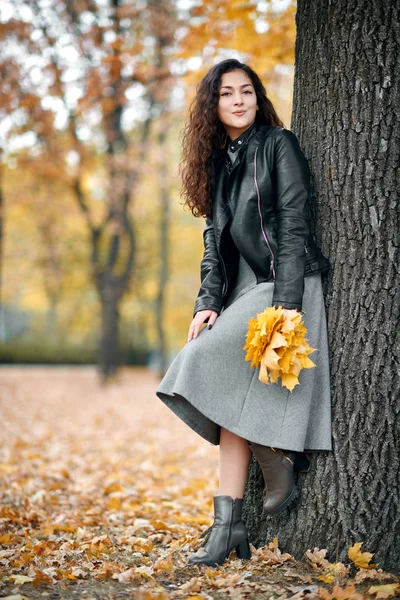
[217,69,258,140]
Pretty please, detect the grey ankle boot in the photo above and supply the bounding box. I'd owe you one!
[187,495,251,566]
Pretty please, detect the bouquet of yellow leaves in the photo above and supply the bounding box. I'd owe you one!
[243,306,317,392]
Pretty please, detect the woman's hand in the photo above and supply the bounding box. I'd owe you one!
[187,310,219,342]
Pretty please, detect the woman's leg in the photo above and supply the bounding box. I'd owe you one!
[217,427,252,498]
[188,427,252,565]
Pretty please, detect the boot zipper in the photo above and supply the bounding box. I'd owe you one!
[254,147,276,279]
[225,499,235,559]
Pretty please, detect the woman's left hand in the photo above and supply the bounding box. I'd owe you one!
[187,309,219,342]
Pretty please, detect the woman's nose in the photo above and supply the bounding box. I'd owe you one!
[233,95,243,105]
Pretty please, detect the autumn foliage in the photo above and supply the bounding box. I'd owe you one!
[243,306,316,391]
[0,368,398,599]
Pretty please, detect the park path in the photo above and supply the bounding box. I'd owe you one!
[0,366,219,525]
[0,367,397,600]
[0,367,220,598]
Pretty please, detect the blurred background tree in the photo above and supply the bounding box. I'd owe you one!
[0,0,296,377]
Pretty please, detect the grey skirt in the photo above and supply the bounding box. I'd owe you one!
[156,254,332,452]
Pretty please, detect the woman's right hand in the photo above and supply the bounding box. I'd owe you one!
[187,310,219,342]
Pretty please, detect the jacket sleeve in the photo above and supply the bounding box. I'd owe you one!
[271,129,311,312]
[193,216,224,317]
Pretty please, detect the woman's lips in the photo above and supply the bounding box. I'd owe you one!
[232,111,246,116]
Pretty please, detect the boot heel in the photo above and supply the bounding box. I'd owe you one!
[294,452,310,473]
[235,537,251,560]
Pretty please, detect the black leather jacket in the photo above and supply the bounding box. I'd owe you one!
[193,120,330,315]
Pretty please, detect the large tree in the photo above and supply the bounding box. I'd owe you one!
[245,0,400,571]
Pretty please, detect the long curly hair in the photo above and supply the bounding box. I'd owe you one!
[180,59,284,218]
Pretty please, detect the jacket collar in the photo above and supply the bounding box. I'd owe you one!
[226,120,259,153]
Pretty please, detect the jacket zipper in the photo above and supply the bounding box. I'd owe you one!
[220,250,228,297]
[254,147,276,279]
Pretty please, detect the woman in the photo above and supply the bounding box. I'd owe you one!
[156,59,332,566]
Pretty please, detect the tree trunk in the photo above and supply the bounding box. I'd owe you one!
[0,152,4,342]
[155,126,170,378]
[99,282,120,380]
[245,0,400,572]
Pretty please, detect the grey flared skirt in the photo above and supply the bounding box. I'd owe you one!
[156,254,332,452]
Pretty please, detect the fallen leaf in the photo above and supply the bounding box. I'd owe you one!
[0,595,30,600]
[305,547,331,570]
[32,568,54,586]
[134,589,169,599]
[348,542,377,569]
[368,583,400,599]
[153,555,174,572]
[318,562,349,584]
[353,568,396,584]
[319,573,335,584]
[0,369,397,600]
[318,584,363,600]
[7,574,34,584]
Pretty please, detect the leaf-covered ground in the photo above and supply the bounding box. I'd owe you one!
[0,367,398,600]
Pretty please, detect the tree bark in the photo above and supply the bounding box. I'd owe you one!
[99,283,120,380]
[245,0,400,572]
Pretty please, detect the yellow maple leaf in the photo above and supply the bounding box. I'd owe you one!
[261,346,281,371]
[348,542,377,569]
[268,369,280,384]
[280,372,299,392]
[299,355,317,369]
[259,364,270,384]
[269,330,288,349]
[244,305,316,391]
[319,573,335,583]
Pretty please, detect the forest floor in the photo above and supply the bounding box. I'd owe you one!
[0,367,398,600]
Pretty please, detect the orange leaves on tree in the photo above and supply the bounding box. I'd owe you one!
[243,305,316,391]
[348,542,377,570]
